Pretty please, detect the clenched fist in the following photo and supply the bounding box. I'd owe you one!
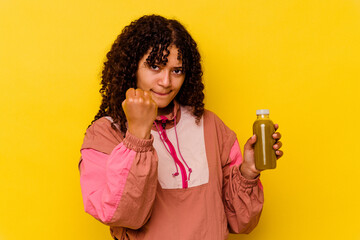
[122,88,158,139]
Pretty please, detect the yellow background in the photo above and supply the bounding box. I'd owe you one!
[1,0,359,239]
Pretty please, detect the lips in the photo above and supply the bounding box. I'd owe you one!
[151,90,172,96]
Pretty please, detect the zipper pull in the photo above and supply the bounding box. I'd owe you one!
[160,120,168,140]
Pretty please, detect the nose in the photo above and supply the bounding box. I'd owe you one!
[158,70,171,87]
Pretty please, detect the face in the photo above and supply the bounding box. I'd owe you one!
[136,45,185,115]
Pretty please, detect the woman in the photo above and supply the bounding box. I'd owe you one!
[79,14,283,240]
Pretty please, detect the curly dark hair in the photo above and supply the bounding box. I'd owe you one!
[91,15,204,133]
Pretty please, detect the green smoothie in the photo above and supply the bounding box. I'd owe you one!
[253,109,277,170]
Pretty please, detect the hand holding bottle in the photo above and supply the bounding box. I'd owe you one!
[122,88,158,139]
[241,122,283,180]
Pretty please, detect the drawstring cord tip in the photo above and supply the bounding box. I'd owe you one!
[187,168,193,182]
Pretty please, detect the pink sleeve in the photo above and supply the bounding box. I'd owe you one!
[223,139,264,234]
[79,131,158,229]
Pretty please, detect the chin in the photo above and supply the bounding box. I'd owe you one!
[156,99,174,108]
[156,103,171,109]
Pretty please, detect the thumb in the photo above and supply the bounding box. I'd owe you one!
[244,134,257,151]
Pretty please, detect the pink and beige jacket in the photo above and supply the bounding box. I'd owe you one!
[79,103,264,240]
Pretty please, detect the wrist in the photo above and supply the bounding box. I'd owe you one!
[240,163,260,179]
[128,126,151,139]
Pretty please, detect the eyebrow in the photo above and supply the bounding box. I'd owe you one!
[144,62,183,68]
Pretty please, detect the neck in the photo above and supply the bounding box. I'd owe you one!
[158,102,174,116]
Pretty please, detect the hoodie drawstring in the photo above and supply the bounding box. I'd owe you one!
[154,118,179,177]
[154,115,192,188]
[173,117,192,181]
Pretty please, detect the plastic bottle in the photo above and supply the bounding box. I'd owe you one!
[253,109,277,170]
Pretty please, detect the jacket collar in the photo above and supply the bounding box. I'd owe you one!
[153,101,181,130]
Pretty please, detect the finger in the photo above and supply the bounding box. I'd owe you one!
[272,132,282,140]
[274,124,279,130]
[143,90,152,101]
[151,98,158,110]
[273,141,282,150]
[126,88,135,98]
[153,102,158,116]
[135,88,144,97]
[244,134,257,151]
[143,90,156,106]
[143,90,150,97]
[275,150,283,159]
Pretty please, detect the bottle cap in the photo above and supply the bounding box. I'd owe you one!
[256,109,269,115]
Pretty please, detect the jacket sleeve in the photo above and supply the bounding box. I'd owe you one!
[79,130,158,230]
[222,139,264,234]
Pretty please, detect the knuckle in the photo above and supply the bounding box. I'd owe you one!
[144,99,151,105]
[136,88,143,95]
[127,88,134,94]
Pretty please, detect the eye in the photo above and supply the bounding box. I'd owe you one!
[150,65,160,71]
[173,69,183,75]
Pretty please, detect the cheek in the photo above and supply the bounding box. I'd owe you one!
[175,79,185,92]
[136,73,149,89]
